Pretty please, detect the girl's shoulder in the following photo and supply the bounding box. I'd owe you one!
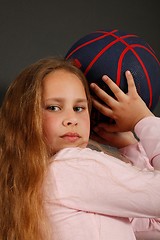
[53,147,105,161]
[51,146,126,167]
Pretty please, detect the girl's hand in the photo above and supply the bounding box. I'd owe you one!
[90,127,138,148]
[90,71,154,133]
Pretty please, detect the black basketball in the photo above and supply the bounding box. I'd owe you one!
[66,29,160,126]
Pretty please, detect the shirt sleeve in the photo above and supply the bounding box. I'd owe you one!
[120,116,160,170]
[134,116,160,170]
[120,142,154,170]
[130,218,160,239]
[119,117,160,237]
[44,144,160,219]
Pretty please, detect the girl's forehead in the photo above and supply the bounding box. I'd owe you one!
[42,69,87,99]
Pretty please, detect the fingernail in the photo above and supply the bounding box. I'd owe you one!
[90,83,95,88]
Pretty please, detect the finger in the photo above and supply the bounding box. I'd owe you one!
[90,82,117,105]
[102,75,126,101]
[91,83,119,110]
[125,71,138,96]
[92,98,113,118]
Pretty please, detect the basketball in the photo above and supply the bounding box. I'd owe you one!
[65,29,160,126]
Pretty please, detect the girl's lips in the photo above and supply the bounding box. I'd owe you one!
[61,133,80,142]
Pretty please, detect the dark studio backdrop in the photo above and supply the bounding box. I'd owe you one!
[0,0,160,115]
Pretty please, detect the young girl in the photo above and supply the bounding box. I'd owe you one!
[0,57,159,240]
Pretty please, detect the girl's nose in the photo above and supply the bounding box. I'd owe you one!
[62,116,78,126]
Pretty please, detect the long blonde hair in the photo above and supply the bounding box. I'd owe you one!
[0,57,92,240]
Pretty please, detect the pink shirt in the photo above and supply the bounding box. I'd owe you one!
[43,117,160,239]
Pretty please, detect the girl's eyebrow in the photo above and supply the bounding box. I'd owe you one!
[75,98,88,103]
[45,97,88,103]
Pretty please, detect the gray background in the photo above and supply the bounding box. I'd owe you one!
[0,0,160,115]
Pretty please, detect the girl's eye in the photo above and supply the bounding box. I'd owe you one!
[73,106,84,112]
[46,106,61,111]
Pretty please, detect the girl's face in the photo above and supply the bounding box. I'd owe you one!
[42,69,90,154]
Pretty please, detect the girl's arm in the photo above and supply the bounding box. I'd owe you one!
[89,71,160,237]
[45,140,160,219]
[119,116,160,170]
[90,71,160,170]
